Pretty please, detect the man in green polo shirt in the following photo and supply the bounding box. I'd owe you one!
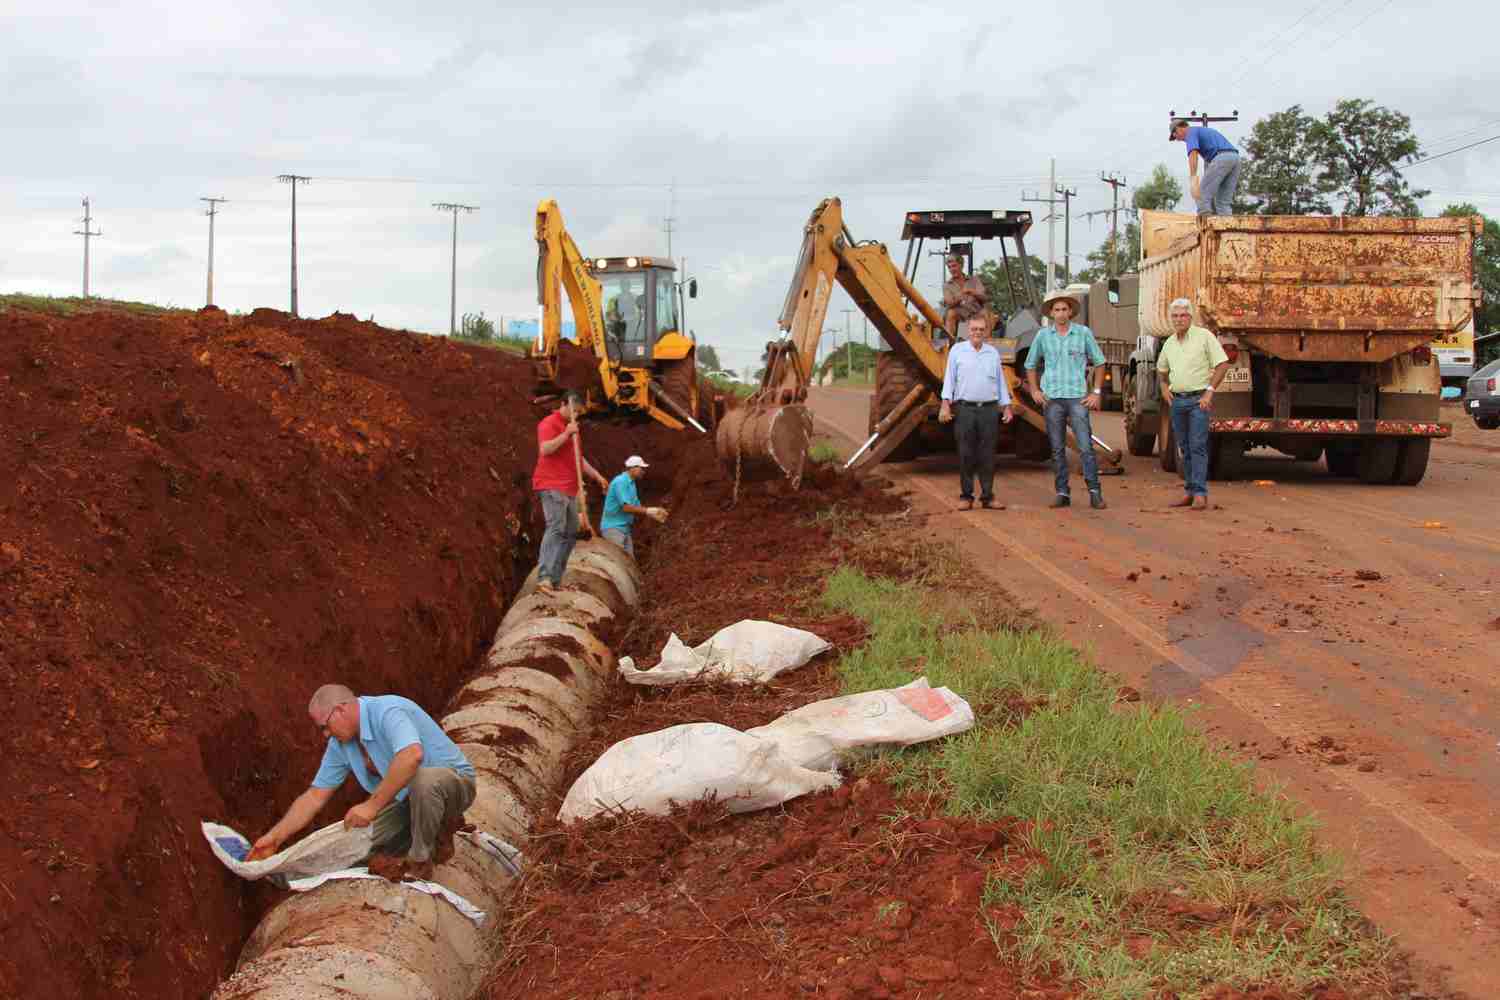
[1156,298,1230,509]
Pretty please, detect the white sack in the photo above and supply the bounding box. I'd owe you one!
[618,620,832,686]
[284,868,488,924]
[746,678,975,772]
[558,722,841,823]
[202,819,374,882]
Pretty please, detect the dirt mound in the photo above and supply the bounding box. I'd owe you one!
[0,305,688,1000]
[488,777,1062,1000]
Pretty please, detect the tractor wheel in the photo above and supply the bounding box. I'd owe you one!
[1357,439,1399,484]
[869,353,925,462]
[657,352,702,427]
[1393,438,1431,485]
[1013,419,1052,461]
[1123,386,1156,457]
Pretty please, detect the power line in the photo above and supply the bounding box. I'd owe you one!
[1405,133,1500,168]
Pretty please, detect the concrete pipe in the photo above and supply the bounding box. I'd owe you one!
[715,402,814,483]
[213,538,641,1000]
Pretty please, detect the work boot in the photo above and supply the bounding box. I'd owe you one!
[1089,492,1107,510]
[1049,495,1070,509]
[980,498,1004,510]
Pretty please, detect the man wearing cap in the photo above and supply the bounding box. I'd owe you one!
[1157,298,1230,510]
[941,254,990,343]
[600,456,668,557]
[1169,118,1241,216]
[939,314,1015,510]
[533,392,610,593]
[1026,290,1108,510]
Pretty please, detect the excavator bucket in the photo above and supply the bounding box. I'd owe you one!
[715,402,814,484]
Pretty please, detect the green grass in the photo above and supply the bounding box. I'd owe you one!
[452,333,533,356]
[0,292,187,317]
[808,441,843,464]
[822,555,1393,999]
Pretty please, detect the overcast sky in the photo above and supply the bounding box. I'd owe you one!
[5,0,1498,372]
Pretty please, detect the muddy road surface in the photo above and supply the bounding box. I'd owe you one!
[810,387,1500,999]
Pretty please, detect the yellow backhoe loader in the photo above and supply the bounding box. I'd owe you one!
[716,197,1125,482]
[532,199,707,432]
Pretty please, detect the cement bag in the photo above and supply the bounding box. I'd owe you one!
[558,722,841,823]
[747,678,975,772]
[617,620,832,686]
[201,819,374,881]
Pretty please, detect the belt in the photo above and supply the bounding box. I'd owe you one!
[954,400,997,407]
[1174,388,1208,395]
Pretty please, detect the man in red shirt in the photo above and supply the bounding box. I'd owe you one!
[533,392,610,593]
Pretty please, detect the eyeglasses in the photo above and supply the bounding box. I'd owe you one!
[316,703,342,735]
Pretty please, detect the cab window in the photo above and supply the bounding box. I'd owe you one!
[655,270,678,339]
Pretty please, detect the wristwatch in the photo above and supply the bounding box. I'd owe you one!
[1089,389,1101,395]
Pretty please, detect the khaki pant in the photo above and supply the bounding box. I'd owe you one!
[369,767,477,862]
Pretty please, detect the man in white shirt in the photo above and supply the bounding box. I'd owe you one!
[939,315,1015,509]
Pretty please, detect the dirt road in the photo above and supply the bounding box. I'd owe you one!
[810,387,1500,998]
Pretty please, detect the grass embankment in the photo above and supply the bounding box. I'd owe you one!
[0,292,186,317]
[823,534,1393,999]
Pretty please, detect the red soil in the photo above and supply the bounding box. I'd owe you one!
[0,305,685,1000]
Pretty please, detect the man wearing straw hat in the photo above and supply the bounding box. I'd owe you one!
[1025,289,1108,510]
[532,392,609,593]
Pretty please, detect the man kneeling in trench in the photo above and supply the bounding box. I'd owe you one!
[247,684,477,882]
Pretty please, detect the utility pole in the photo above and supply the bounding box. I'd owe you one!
[1169,108,1240,128]
[74,197,101,299]
[277,174,311,316]
[434,202,478,336]
[1100,173,1127,277]
[842,308,853,381]
[1054,183,1077,284]
[1022,160,1062,292]
[200,197,227,307]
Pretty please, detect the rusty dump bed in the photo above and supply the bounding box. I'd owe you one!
[1138,211,1481,362]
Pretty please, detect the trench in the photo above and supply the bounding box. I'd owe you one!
[210,538,643,1000]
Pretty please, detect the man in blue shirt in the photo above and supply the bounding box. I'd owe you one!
[939,314,1015,510]
[1026,290,1108,510]
[1170,118,1241,215]
[600,455,667,557]
[248,684,476,881]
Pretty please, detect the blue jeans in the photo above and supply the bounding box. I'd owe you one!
[1170,393,1211,496]
[537,489,579,585]
[602,526,634,557]
[1044,398,1101,497]
[1196,152,1241,215]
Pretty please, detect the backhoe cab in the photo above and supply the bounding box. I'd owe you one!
[532,199,707,433]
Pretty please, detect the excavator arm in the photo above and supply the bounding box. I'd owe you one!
[717,197,1123,481]
[534,199,621,402]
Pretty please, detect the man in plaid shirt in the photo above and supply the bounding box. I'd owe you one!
[1025,290,1108,510]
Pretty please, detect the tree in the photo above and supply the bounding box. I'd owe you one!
[1237,105,1333,215]
[1441,203,1500,341]
[1309,99,1429,216]
[695,343,723,372]
[977,254,1049,319]
[460,311,495,340]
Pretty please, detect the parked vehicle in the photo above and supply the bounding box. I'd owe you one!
[1467,358,1500,429]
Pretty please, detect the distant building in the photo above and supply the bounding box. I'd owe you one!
[506,318,577,340]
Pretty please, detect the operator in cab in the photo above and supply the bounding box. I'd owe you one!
[1170,118,1242,216]
[939,314,1014,510]
[941,254,990,345]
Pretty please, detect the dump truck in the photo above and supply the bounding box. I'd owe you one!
[532,199,708,433]
[715,199,1124,483]
[1121,211,1481,485]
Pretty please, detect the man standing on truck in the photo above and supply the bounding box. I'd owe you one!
[533,392,610,592]
[941,254,990,344]
[1170,118,1241,215]
[1157,299,1230,509]
[939,314,1015,510]
[600,455,668,557]
[1025,290,1108,510]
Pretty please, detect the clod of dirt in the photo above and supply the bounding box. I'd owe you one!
[1117,686,1142,703]
[1355,569,1382,581]
[1328,753,1352,766]
[1357,760,1378,773]
[1488,616,1500,632]
[1126,571,1139,582]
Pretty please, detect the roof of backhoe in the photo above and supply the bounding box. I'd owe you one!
[900,210,1033,240]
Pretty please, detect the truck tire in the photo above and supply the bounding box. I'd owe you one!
[1393,438,1431,485]
[869,353,924,462]
[1357,440,1399,484]
[1325,442,1358,477]
[1123,388,1156,456]
[1158,409,1179,473]
[1211,438,1246,481]
[1287,442,1323,462]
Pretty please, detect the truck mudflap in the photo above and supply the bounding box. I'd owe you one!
[1209,417,1451,438]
